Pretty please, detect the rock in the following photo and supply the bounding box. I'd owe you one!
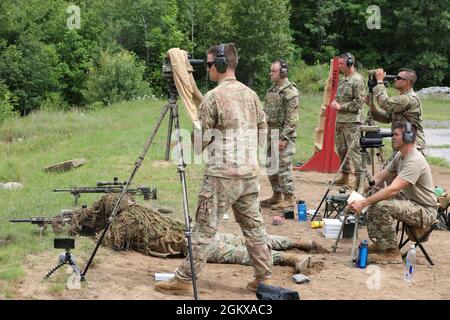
[292,274,310,284]
[44,158,86,172]
[417,86,450,97]
[2,182,23,189]
[272,215,284,226]
[66,273,81,290]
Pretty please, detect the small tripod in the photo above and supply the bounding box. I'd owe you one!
[332,146,375,263]
[45,249,80,279]
[80,80,199,300]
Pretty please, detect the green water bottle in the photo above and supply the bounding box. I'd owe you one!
[434,186,444,197]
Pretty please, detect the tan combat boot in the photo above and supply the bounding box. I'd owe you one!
[279,253,312,273]
[368,247,403,265]
[271,193,295,210]
[368,243,381,253]
[293,240,330,253]
[334,173,350,186]
[154,277,193,295]
[260,192,283,208]
[246,277,272,292]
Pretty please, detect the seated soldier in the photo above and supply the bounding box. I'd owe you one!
[349,121,438,264]
[67,193,328,285]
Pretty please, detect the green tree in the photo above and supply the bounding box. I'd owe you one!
[0,35,63,115]
[0,80,18,125]
[82,50,151,105]
[231,0,295,92]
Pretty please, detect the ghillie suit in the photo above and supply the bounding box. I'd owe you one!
[69,194,186,257]
[69,194,325,272]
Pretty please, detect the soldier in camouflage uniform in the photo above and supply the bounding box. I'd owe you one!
[368,68,426,153]
[261,59,300,210]
[331,53,365,189]
[349,122,438,264]
[68,193,329,271]
[155,43,273,295]
[208,233,327,273]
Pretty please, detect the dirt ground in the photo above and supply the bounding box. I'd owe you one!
[14,165,450,300]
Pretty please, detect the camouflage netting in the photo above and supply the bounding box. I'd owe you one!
[69,193,187,257]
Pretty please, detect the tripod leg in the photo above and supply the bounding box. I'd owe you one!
[311,189,330,222]
[165,107,174,161]
[314,135,358,223]
[81,103,171,280]
[370,148,375,176]
[171,104,199,300]
[332,214,347,253]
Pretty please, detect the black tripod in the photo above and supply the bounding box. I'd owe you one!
[45,250,80,279]
[365,94,386,175]
[80,81,199,300]
[310,131,360,222]
[332,146,375,263]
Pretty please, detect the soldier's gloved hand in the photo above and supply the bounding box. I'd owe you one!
[278,140,287,151]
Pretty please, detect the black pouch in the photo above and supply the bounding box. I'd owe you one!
[256,283,300,300]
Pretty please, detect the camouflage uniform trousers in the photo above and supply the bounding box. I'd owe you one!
[367,199,438,251]
[207,233,293,266]
[267,139,296,195]
[335,122,362,175]
[176,175,272,281]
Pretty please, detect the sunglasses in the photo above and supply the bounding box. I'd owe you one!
[395,75,408,81]
[206,61,215,68]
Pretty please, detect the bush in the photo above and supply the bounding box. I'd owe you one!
[82,50,152,106]
[0,80,18,125]
[39,92,69,112]
[289,61,330,94]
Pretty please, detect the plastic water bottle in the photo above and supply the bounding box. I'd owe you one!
[357,240,369,268]
[404,245,416,282]
[297,200,308,222]
[434,186,444,197]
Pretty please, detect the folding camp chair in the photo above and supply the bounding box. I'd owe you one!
[397,221,437,266]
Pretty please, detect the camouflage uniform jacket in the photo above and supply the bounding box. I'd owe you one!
[371,85,425,150]
[335,72,366,123]
[264,80,300,141]
[199,77,267,178]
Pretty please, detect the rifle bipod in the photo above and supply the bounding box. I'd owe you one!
[79,81,199,300]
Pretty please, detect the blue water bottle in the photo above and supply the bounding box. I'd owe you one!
[357,240,369,268]
[297,200,308,222]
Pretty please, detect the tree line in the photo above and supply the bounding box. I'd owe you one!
[0,0,448,120]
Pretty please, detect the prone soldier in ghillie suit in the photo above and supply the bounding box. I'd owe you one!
[68,194,328,279]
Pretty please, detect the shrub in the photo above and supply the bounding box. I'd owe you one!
[39,92,69,112]
[0,80,18,125]
[82,50,152,106]
[289,61,329,94]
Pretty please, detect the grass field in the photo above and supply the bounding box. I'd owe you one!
[0,93,449,297]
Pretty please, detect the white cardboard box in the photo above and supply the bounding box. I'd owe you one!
[323,219,343,239]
